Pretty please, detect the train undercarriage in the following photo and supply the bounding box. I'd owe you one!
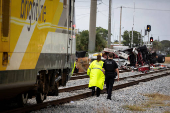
[0,68,72,106]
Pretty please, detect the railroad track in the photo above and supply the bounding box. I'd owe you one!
[71,70,132,80]
[3,68,170,113]
[61,69,169,92]
[72,70,131,76]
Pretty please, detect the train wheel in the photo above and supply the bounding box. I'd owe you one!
[18,93,28,106]
[36,92,46,104]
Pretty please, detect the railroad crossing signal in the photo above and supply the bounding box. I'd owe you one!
[147,25,151,32]
[145,29,147,35]
[150,37,153,42]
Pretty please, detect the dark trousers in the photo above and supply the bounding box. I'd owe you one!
[90,86,101,97]
[105,76,115,99]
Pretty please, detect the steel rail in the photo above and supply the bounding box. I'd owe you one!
[72,70,131,76]
[60,69,169,92]
[4,70,170,113]
[71,70,132,80]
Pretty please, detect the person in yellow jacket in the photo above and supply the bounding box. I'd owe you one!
[87,55,105,97]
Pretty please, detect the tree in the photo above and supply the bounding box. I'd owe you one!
[95,32,107,52]
[153,40,162,51]
[114,40,119,44]
[122,30,130,46]
[96,27,108,41]
[76,30,89,51]
[122,30,142,47]
[76,27,107,52]
[160,40,170,55]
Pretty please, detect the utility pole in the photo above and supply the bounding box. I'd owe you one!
[131,2,135,48]
[138,33,139,46]
[88,0,97,52]
[138,33,139,39]
[108,0,112,48]
[131,27,133,47]
[148,31,150,46]
[129,31,130,46]
[144,27,146,44]
[119,6,122,46]
[141,30,142,46]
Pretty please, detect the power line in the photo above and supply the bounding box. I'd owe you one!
[75,1,103,8]
[152,34,170,36]
[76,9,108,20]
[123,6,170,11]
[76,7,90,9]
[76,13,90,16]
[76,9,108,16]
[76,15,89,21]
[99,11,107,17]
[101,1,109,6]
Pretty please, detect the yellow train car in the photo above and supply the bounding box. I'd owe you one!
[0,0,76,105]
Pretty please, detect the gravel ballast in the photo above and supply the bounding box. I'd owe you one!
[31,72,170,113]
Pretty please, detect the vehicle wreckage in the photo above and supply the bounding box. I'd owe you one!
[89,45,166,72]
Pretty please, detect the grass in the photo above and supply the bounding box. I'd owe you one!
[164,111,170,113]
[96,105,110,113]
[122,105,146,111]
[143,93,170,101]
[122,93,170,112]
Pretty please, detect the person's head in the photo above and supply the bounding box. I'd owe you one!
[108,53,114,59]
[97,54,101,62]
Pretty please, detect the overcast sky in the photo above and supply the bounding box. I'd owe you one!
[75,0,170,42]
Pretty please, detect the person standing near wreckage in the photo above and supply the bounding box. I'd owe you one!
[87,55,105,97]
[102,53,119,100]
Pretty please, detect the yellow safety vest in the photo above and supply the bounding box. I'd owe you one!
[87,60,105,90]
[71,61,76,75]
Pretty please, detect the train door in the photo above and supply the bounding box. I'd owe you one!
[0,0,10,66]
[66,0,74,62]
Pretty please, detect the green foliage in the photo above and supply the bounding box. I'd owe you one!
[167,54,170,57]
[76,27,107,52]
[122,30,142,47]
[122,30,170,54]
[96,27,108,41]
[96,32,107,52]
[113,40,119,44]
[153,40,162,51]
[76,30,89,51]
[152,40,170,55]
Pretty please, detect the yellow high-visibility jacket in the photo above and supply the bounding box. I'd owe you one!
[72,61,76,75]
[87,60,105,90]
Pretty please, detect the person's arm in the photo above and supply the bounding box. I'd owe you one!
[102,61,105,75]
[114,61,119,81]
[87,62,93,76]
[102,68,105,75]
[115,68,119,81]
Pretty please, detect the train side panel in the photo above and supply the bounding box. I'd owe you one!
[0,0,76,102]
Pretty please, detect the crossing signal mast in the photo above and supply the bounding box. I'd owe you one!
[146,25,151,46]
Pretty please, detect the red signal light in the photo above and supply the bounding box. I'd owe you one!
[150,37,153,42]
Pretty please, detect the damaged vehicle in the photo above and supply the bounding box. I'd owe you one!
[89,45,165,71]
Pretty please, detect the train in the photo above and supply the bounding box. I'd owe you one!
[0,0,76,105]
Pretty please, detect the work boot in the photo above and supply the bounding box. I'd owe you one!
[96,93,100,97]
[96,87,100,97]
[92,89,95,96]
[107,96,111,100]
